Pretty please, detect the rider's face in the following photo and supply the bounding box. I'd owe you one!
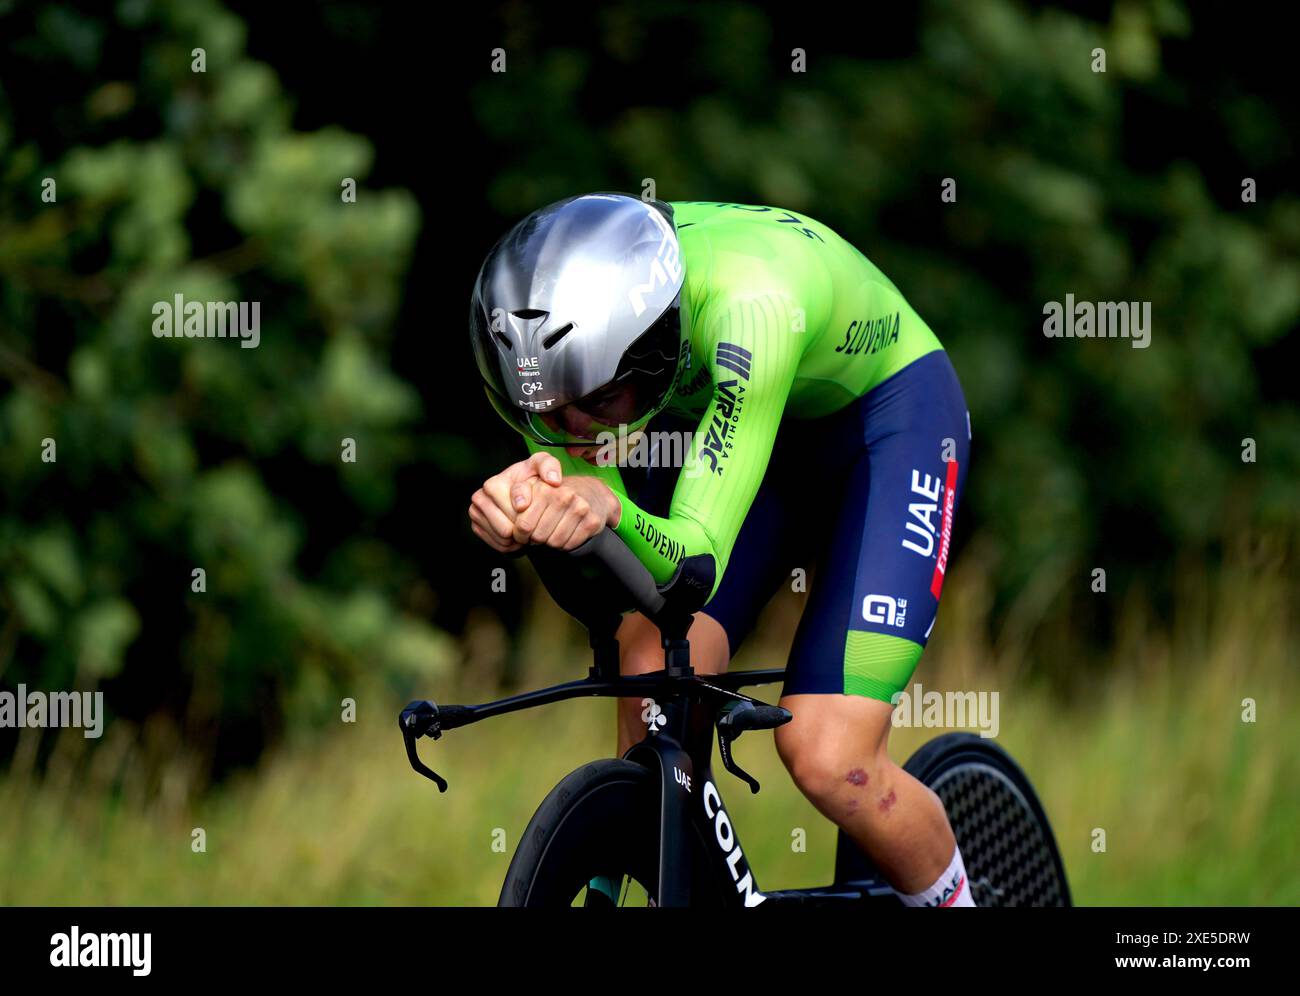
[540,381,642,450]
[544,403,600,441]
[543,407,603,463]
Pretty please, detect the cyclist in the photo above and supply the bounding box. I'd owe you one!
[468,193,975,907]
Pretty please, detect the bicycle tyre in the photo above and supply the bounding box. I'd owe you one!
[498,758,728,907]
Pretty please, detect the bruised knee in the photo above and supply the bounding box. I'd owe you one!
[777,733,900,823]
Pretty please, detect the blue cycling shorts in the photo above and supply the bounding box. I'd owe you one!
[624,349,971,704]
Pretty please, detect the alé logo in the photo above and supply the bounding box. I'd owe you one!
[863,594,907,628]
[627,208,681,317]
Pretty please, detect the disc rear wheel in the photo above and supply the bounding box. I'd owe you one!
[904,733,1071,907]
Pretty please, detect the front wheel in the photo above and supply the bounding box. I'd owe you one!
[498,758,726,907]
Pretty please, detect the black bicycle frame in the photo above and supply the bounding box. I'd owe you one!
[399,532,902,906]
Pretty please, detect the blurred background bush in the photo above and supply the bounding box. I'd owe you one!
[0,0,1295,903]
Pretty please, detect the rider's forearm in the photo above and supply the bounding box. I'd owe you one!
[610,497,717,587]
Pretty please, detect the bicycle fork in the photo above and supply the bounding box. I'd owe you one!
[623,694,768,908]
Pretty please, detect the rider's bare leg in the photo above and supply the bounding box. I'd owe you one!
[774,694,966,900]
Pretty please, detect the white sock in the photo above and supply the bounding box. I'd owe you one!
[897,844,977,907]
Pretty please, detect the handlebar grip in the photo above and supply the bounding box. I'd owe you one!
[568,529,666,619]
[718,699,793,734]
[748,704,793,729]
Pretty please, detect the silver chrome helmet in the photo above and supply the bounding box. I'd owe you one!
[470,192,687,446]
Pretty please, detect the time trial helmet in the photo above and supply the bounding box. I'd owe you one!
[469,192,686,446]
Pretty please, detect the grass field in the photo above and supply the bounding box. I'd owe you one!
[2,547,1295,905]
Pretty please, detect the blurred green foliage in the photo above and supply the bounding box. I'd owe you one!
[1,0,453,774]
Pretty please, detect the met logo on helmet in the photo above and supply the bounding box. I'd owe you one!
[627,208,682,318]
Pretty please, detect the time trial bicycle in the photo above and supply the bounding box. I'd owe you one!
[399,530,1071,907]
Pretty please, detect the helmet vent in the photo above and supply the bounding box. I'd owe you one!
[511,309,548,319]
[542,323,574,349]
[492,329,513,351]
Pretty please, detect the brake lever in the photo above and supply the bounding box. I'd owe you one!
[716,721,760,793]
[715,699,793,794]
[399,700,448,792]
